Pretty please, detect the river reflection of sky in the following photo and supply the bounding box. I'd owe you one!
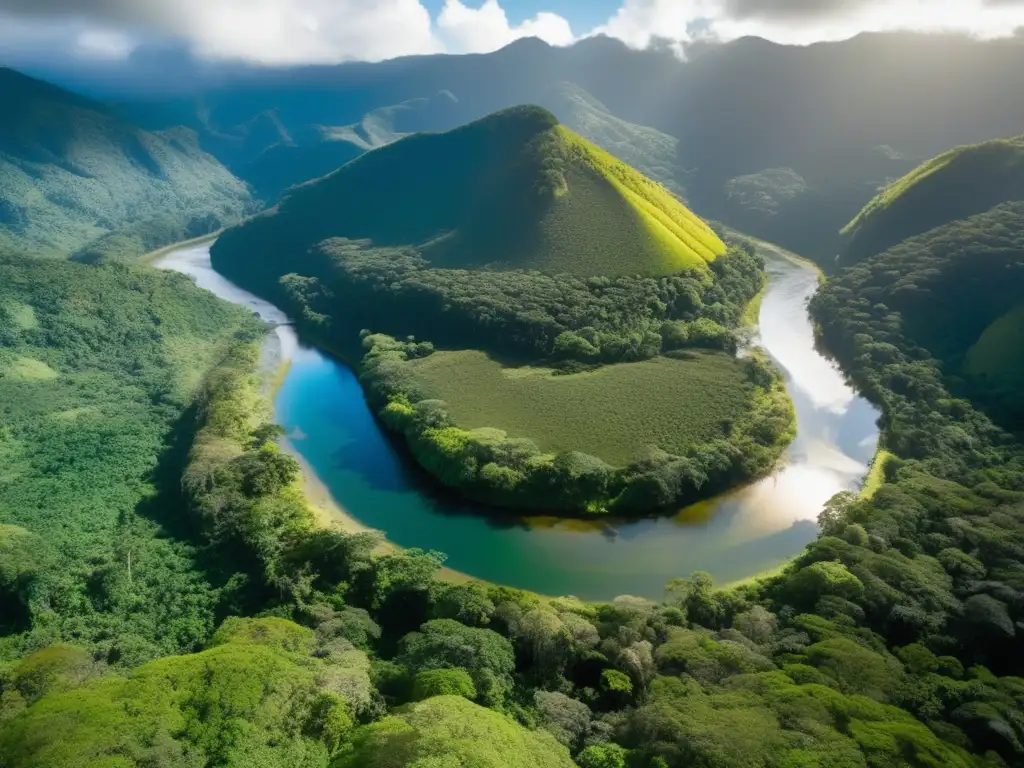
[158,242,881,599]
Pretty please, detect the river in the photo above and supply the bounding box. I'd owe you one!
[157,240,879,600]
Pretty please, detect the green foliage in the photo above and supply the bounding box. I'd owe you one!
[724,168,809,215]
[4,645,97,704]
[965,302,1024,423]
[814,201,1024,434]
[411,668,476,701]
[0,619,364,767]
[537,81,684,197]
[406,349,755,465]
[335,695,576,768]
[0,254,259,663]
[396,619,515,707]
[271,239,761,367]
[576,743,629,768]
[211,617,317,654]
[0,69,253,260]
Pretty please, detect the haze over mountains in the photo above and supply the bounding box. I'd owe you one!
[11,32,1018,264]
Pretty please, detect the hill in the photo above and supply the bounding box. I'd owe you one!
[841,134,1024,263]
[238,84,685,208]
[816,201,1024,432]
[0,67,253,260]
[214,105,723,282]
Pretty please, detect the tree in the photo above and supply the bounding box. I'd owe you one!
[335,696,576,768]
[534,690,592,749]
[396,619,515,707]
[577,743,628,768]
[411,668,476,701]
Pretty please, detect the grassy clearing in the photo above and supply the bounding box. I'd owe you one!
[966,302,1024,383]
[407,350,755,466]
[740,280,767,327]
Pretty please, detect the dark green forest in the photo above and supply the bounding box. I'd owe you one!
[7,280,1024,764]
[841,135,1024,265]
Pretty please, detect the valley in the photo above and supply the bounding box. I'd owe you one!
[4,28,1024,768]
[156,237,876,599]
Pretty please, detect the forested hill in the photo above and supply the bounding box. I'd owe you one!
[213,105,723,283]
[841,134,1024,264]
[822,201,1024,434]
[0,68,254,261]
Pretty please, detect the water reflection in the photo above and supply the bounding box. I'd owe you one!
[157,241,880,600]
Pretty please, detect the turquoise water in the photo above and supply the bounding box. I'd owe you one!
[160,242,879,600]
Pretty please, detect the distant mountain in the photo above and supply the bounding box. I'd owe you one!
[0,68,254,260]
[214,106,722,283]
[237,82,687,208]
[239,91,461,204]
[841,135,1024,264]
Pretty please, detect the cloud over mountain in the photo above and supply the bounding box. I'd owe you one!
[0,0,1022,66]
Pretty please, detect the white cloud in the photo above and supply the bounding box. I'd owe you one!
[187,0,440,64]
[0,0,577,65]
[592,0,1024,51]
[3,0,1024,67]
[593,0,717,51]
[74,28,133,59]
[436,0,575,54]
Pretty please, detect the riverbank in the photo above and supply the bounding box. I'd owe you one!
[283,438,478,585]
[158,237,880,599]
[139,231,223,265]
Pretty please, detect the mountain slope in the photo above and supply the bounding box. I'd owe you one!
[536,82,684,197]
[214,106,723,279]
[841,134,1024,263]
[0,67,253,260]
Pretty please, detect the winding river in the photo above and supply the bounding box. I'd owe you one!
[158,240,879,600]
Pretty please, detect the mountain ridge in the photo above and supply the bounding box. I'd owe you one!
[0,67,253,260]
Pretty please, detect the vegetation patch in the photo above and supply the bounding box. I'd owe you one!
[3,356,58,381]
[406,349,754,466]
[0,254,260,664]
[0,70,253,261]
[966,301,1024,383]
[360,334,794,514]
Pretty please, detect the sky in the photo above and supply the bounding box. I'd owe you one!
[0,0,1023,68]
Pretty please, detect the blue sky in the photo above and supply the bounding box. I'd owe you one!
[0,0,1022,69]
[419,0,619,33]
